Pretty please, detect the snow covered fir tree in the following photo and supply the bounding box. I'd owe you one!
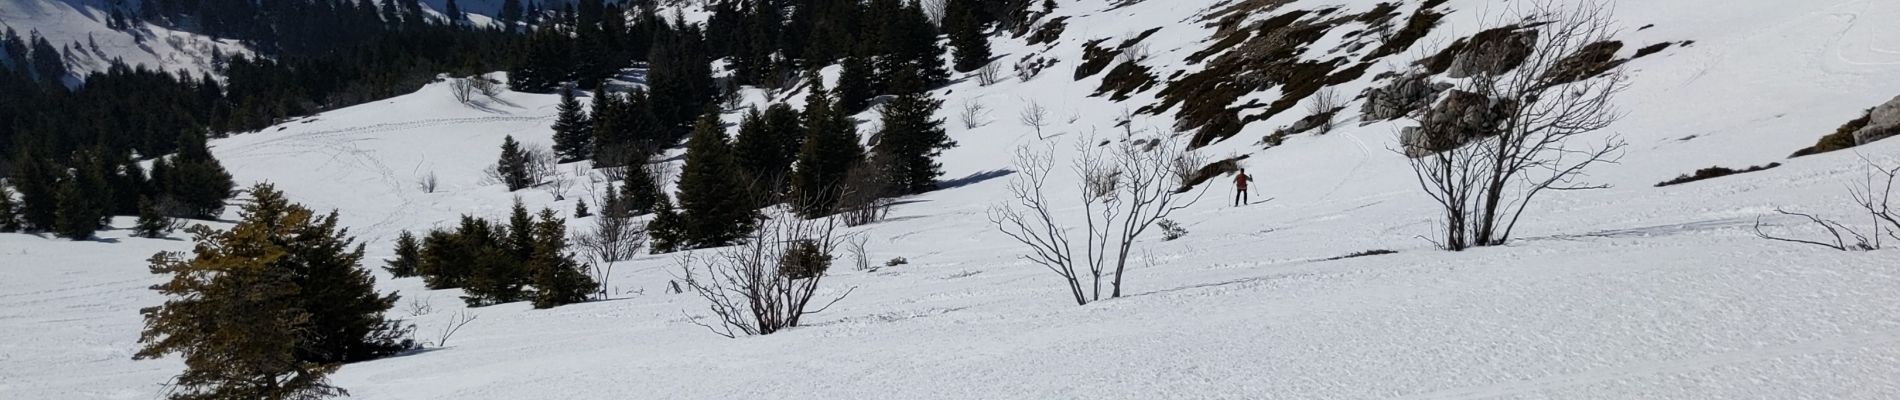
[6,0,1900,398]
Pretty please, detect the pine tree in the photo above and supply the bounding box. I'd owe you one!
[647,193,684,254]
[496,135,533,191]
[417,216,499,289]
[589,87,625,163]
[873,70,957,194]
[164,130,235,219]
[0,184,18,233]
[137,184,411,400]
[551,88,594,162]
[444,0,463,24]
[529,208,596,308]
[945,0,993,73]
[13,148,61,230]
[499,0,525,33]
[55,152,110,240]
[134,197,171,238]
[574,199,591,218]
[675,112,756,248]
[461,201,533,306]
[384,231,421,278]
[732,107,783,198]
[835,55,875,115]
[790,85,866,217]
[619,156,662,215]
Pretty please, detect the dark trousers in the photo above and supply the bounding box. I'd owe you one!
[1234,188,1248,206]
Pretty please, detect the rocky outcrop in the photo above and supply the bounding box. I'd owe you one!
[1855,95,1900,144]
[1446,27,1537,78]
[1400,90,1514,157]
[1361,72,1452,123]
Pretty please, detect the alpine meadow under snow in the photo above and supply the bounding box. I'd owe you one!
[6,0,1900,399]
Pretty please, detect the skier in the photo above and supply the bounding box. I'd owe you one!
[1233,168,1252,206]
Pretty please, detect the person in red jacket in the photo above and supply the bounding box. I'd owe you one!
[1233,168,1252,206]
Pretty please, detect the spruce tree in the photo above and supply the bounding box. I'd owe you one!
[499,0,524,33]
[529,208,596,308]
[461,201,533,306]
[574,199,592,218]
[945,0,993,73]
[732,107,784,198]
[134,197,171,238]
[619,155,662,215]
[0,184,18,232]
[675,112,755,248]
[496,135,533,191]
[55,152,109,240]
[164,130,235,219]
[873,70,957,194]
[790,86,865,217]
[384,231,421,278]
[137,184,411,400]
[13,148,60,230]
[551,88,593,162]
[647,193,685,254]
[836,55,875,115]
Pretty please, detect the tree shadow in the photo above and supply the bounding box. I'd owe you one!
[937,169,1016,190]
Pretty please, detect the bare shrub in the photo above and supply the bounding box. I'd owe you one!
[1170,148,1207,185]
[1019,99,1051,140]
[471,76,501,98]
[1118,42,1151,65]
[989,136,1206,305]
[846,235,872,272]
[679,211,855,337]
[1307,87,1342,134]
[432,310,478,348]
[404,295,435,317]
[450,77,475,104]
[1755,159,1899,251]
[976,62,1002,86]
[576,199,648,298]
[960,98,992,129]
[1403,0,1629,251]
[839,156,894,227]
[416,170,439,193]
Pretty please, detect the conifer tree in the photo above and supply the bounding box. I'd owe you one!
[462,201,533,306]
[137,184,411,400]
[732,107,785,198]
[790,84,866,217]
[529,208,596,308]
[499,0,525,33]
[945,0,993,73]
[384,231,421,278]
[164,130,235,219]
[13,148,62,230]
[134,197,171,238]
[619,158,662,215]
[551,88,593,162]
[55,152,109,240]
[873,70,956,194]
[445,0,463,24]
[496,135,533,191]
[835,55,875,115]
[574,199,591,218]
[0,184,19,233]
[675,112,755,248]
[647,193,684,254]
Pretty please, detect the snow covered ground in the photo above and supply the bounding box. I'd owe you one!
[7,0,1900,398]
[0,0,251,83]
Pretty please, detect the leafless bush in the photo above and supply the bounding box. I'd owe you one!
[1308,87,1342,134]
[846,235,872,271]
[960,98,992,129]
[922,0,948,25]
[989,136,1206,305]
[839,157,894,227]
[1169,149,1206,185]
[576,202,648,298]
[450,77,475,104]
[1755,160,1899,251]
[484,143,561,191]
[416,170,439,193]
[1066,109,1082,124]
[976,62,1002,86]
[1019,99,1051,140]
[1403,0,1629,251]
[432,310,478,348]
[471,76,501,98]
[1118,43,1151,65]
[679,211,856,337]
[1015,57,1050,81]
[404,295,435,317]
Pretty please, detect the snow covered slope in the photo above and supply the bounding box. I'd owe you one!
[0,0,249,82]
[7,0,1900,399]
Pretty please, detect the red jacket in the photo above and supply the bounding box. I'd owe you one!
[1234,173,1249,190]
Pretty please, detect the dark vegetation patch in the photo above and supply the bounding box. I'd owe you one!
[1543,40,1624,85]
[1363,3,1446,60]
[1631,42,1674,58]
[1146,9,1360,147]
[1177,154,1251,193]
[1792,109,1873,157]
[1202,0,1297,25]
[1322,249,1399,261]
[1655,163,1782,187]
[1027,17,1070,46]
[1074,39,1118,80]
[1119,27,1164,49]
[1095,62,1160,101]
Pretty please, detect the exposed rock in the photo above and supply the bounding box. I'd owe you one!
[1360,72,1451,123]
[1401,90,1514,157]
[1854,95,1900,144]
[1446,26,1537,78]
[1543,41,1624,85]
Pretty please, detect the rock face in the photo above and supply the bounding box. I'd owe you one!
[1447,27,1538,79]
[1361,73,1452,123]
[1401,90,1514,157]
[1855,95,1900,144]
